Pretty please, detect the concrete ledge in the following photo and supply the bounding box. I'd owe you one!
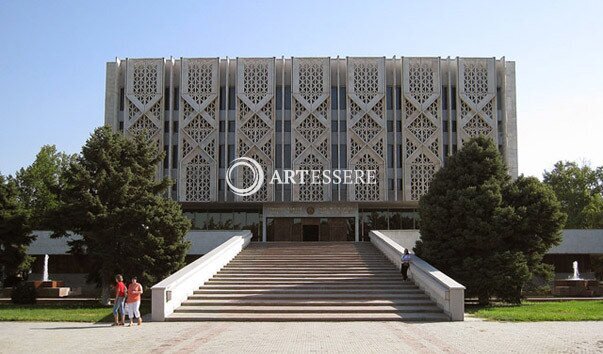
[369,230,465,321]
[151,231,252,321]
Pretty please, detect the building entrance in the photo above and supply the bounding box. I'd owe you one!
[266,217,355,242]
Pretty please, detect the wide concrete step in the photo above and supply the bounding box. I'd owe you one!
[174,305,442,313]
[193,288,424,295]
[212,275,405,279]
[181,299,436,306]
[187,293,430,300]
[201,284,418,290]
[206,280,413,285]
[218,270,401,274]
[166,312,450,322]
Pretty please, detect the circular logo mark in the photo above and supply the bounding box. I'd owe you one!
[226,157,265,197]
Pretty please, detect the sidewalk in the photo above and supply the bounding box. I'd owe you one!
[1,319,602,353]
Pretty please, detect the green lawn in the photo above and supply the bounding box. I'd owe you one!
[468,301,603,321]
[0,302,150,322]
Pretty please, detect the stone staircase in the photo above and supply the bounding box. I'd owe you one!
[168,242,449,321]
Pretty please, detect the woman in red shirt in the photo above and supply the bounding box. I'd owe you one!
[125,276,143,326]
[112,274,126,326]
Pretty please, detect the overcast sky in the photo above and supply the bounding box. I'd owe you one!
[1,0,601,178]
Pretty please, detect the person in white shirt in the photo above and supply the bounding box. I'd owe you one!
[401,249,411,281]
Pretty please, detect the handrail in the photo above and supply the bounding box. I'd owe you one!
[151,231,252,321]
[369,230,465,321]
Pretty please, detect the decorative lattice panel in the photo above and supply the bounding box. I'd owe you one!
[124,58,164,155]
[235,58,275,202]
[178,58,219,202]
[402,58,443,201]
[292,58,331,202]
[346,57,387,201]
[457,58,498,146]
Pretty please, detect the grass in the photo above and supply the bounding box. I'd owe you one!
[467,301,603,321]
[0,301,151,323]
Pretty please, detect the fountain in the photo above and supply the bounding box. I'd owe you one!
[552,260,600,297]
[26,254,70,297]
[42,254,49,282]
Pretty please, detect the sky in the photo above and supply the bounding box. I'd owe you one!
[0,0,601,178]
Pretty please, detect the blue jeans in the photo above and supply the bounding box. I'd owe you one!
[113,296,125,316]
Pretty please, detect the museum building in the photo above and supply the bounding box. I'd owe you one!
[104,56,518,242]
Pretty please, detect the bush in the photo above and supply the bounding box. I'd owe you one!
[11,282,37,304]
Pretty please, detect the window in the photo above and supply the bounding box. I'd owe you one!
[331,120,338,132]
[451,87,457,109]
[396,120,402,132]
[219,87,226,110]
[387,120,394,133]
[276,144,282,168]
[284,86,291,110]
[165,88,170,110]
[228,87,235,110]
[389,179,395,190]
[276,120,282,132]
[119,88,125,111]
[164,121,169,133]
[163,145,169,169]
[228,144,235,164]
[173,121,178,132]
[331,87,338,109]
[388,145,394,168]
[219,121,225,132]
[442,86,448,109]
[497,87,503,110]
[119,121,124,131]
[276,87,282,110]
[284,121,291,132]
[284,145,291,168]
[395,86,402,110]
[339,147,347,168]
[172,145,178,168]
[398,146,403,167]
[228,121,235,132]
[386,87,393,110]
[219,146,224,168]
[339,87,346,109]
[173,87,179,110]
[331,144,338,168]
[218,180,225,192]
[452,121,457,133]
[339,120,346,132]
[443,121,449,132]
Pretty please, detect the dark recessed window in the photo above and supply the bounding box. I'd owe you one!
[228,121,235,132]
[219,87,226,110]
[284,121,291,133]
[387,120,394,133]
[172,145,178,168]
[173,87,179,110]
[219,121,225,132]
[219,146,225,168]
[331,120,338,132]
[228,88,235,110]
[339,88,346,110]
[331,87,338,109]
[164,121,169,133]
[173,121,178,132]
[442,86,448,110]
[163,145,169,169]
[119,88,125,111]
[164,88,170,110]
[339,120,346,132]
[119,121,124,131]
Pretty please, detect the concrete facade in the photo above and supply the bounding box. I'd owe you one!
[104,56,518,241]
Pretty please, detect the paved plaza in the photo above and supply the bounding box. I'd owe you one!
[1,317,602,353]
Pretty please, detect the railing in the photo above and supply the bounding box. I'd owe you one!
[369,230,465,321]
[151,231,252,321]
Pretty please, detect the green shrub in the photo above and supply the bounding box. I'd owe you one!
[11,282,37,304]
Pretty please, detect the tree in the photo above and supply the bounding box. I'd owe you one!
[414,136,565,304]
[14,145,75,230]
[51,127,191,304]
[0,174,34,286]
[543,161,603,228]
